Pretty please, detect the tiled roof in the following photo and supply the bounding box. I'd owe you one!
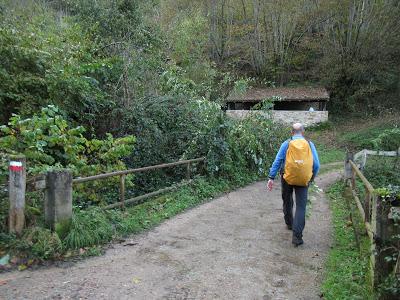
[227,87,329,102]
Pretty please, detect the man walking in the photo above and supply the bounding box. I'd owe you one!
[267,123,320,247]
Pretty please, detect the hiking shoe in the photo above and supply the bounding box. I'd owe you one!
[292,236,304,247]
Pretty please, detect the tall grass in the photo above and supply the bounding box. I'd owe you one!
[63,208,113,249]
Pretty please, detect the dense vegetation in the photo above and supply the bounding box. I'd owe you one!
[0,0,399,288]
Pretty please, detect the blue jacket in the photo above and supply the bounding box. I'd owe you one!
[268,135,320,180]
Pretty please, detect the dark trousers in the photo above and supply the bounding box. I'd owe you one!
[281,177,308,238]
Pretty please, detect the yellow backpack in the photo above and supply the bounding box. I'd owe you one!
[283,138,313,186]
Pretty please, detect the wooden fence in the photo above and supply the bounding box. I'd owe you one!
[345,149,400,292]
[7,156,205,235]
[354,147,400,170]
[345,153,377,287]
[73,157,205,209]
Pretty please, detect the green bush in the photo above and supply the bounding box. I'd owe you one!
[0,105,135,211]
[23,227,62,260]
[363,157,400,187]
[371,128,400,151]
[0,2,117,127]
[1,227,62,260]
[183,98,288,178]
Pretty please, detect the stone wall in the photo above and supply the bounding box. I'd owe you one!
[226,110,329,127]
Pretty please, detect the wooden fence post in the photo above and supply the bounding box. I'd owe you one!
[345,152,354,185]
[365,191,371,223]
[120,175,126,209]
[8,155,26,235]
[45,170,72,238]
[186,163,191,181]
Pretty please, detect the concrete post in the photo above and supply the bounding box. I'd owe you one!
[9,155,26,235]
[45,170,72,237]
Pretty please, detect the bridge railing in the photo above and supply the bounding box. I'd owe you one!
[345,150,400,290]
[7,156,205,234]
[73,157,205,209]
[345,153,377,287]
[353,147,400,170]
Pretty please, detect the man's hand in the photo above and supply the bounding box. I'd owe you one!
[267,179,274,191]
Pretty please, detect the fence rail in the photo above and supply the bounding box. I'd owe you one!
[354,147,400,170]
[7,156,206,234]
[73,157,205,209]
[72,157,205,184]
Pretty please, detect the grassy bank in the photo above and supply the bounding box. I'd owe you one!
[322,181,373,299]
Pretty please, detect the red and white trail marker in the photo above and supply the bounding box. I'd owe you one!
[9,161,23,172]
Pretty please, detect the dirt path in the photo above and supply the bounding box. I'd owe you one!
[0,170,341,300]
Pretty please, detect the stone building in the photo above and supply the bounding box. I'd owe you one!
[225,87,329,126]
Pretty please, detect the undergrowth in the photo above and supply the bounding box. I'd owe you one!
[322,181,373,300]
[63,208,114,249]
[363,156,400,187]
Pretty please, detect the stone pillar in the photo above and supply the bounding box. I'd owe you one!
[45,170,72,237]
[9,155,26,235]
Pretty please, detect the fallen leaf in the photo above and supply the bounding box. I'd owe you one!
[18,264,27,271]
[132,277,141,284]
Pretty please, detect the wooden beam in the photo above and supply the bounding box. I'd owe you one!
[364,149,398,157]
[73,157,205,184]
[349,160,374,193]
[103,180,192,210]
[350,181,374,240]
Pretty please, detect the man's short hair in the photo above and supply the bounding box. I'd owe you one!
[292,123,305,134]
